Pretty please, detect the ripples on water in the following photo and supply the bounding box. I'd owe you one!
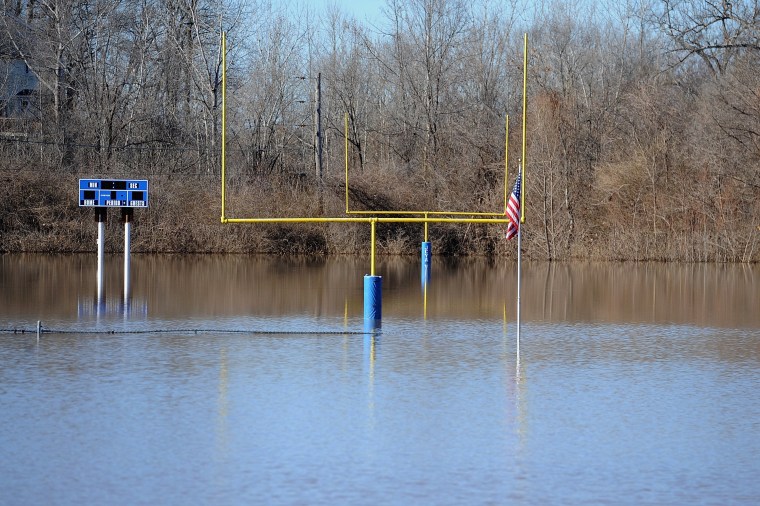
[1,256,759,505]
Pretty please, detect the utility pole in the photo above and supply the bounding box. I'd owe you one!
[314,72,323,183]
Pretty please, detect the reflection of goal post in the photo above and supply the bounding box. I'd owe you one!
[220,32,529,328]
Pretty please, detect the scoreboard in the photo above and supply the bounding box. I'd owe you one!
[79,179,149,207]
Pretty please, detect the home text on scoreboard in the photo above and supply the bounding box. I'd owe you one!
[79,179,149,208]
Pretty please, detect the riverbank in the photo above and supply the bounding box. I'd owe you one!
[0,171,502,257]
[2,170,758,262]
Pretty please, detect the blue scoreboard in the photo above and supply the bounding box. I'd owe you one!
[79,179,149,208]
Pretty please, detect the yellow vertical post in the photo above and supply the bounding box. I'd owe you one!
[370,219,376,276]
[421,212,431,286]
[364,219,382,326]
[345,113,349,214]
[504,115,509,213]
[521,33,528,223]
[220,32,227,222]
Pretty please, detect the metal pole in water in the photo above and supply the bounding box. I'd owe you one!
[122,208,133,301]
[517,33,528,358]
[96,207,107,302]
[364,219,382,332]
[516,213,521,357]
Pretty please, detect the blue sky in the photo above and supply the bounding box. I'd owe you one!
[314,0,386,24]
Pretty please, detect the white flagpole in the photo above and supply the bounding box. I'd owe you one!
[517,33,527,374]
[516,178,521,358]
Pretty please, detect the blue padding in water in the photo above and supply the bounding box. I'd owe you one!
[421,242,432,284]
[363,275,382,322]
[421,241,432,267]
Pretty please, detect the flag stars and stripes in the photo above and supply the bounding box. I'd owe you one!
[505,173,521,240]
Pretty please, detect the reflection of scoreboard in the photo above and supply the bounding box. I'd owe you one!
[79,179,149,207]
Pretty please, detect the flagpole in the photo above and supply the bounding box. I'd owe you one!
[517,32,528,362]
[516,164,522,357]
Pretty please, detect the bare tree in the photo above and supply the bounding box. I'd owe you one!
[374,0,472,174]
[232,2,307,178]
[654,0,760,76]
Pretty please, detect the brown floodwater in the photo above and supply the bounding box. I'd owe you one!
[2,254,758,327]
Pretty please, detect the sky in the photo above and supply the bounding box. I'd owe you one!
[314,0,386,24]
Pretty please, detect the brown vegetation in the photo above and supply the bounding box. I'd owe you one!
[1,0,758,261]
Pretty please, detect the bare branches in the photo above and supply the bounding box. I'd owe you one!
[654,0,760,76]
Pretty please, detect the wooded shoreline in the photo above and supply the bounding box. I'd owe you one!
[1,170,757,262]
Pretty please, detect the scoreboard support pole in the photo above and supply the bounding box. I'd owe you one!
[122,208,134,301]
[95,207,107,301]
[80,179,148,308]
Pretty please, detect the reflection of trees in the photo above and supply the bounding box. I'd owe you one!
[2,256,759,330]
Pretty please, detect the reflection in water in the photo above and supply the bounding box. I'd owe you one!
[528,261,760,327]
[513,347,530,504]
[214,347,229,475]
[77,296,148,320]
[3,254,759,328]
[423,281,428,320]
[364,333,377,430]
[2,254,760,505]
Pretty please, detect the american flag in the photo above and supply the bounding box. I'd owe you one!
[505,173,521,240]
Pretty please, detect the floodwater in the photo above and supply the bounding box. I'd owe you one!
[1,254,759,505]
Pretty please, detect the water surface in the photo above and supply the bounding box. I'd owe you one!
[1,255,759,505]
